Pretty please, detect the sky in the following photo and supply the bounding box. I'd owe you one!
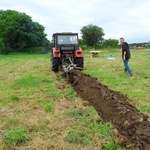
[0,0,150,43]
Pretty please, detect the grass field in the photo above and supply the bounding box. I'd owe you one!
[0,49,149,149]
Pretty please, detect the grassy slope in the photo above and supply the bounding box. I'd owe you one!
[0,50,149,149]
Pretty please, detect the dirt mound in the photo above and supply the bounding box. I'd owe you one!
[67,70,150,150]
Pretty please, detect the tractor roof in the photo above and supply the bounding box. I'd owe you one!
[53,32,78,36]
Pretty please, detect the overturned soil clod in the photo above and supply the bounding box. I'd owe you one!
[67,70,150,150]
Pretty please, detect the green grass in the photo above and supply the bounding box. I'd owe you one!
[0,50,149,149]
[65,107,115,147]
[2,117,19,129]
[8,95,20,102]
[43,103,55,112]
[9,76,40,89]
[64,106,123,149]
[4,128,31,145]
[65,108,89,120]
[103,139,123,150]
[66,129,93,146]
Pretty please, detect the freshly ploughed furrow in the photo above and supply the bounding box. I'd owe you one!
[67,70,150,150]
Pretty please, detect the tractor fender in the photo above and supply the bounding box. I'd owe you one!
[75,47,83,58]
[52,47,61,57]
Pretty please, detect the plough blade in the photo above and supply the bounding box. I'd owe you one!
[62,64,83,73]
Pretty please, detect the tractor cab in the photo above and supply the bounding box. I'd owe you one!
[52,33,79,52]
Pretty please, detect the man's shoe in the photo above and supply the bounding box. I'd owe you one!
[128,73,133,76]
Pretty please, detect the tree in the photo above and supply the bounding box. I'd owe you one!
[0,38,5,54]
[0,10,48,54]
[103,39,119,49]
[80,24,105,46]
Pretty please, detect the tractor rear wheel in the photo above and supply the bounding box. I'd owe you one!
[51,57,60,72]
[75,57,84,70]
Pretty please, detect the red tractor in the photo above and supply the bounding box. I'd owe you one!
[51,32,84,72]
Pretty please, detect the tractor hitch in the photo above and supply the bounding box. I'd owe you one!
[62,56,83,73]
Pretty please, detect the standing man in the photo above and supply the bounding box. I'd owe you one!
[120,37,133,76]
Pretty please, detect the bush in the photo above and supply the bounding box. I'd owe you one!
[93,43,103,49]
[107,46,113,50]
[24,47,47,54]
[0,38,8,54]
[80,44,89,50]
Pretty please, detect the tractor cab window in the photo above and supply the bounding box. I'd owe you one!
[58,35,78,44]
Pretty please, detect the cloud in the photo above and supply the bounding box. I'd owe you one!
[0,0,150,42]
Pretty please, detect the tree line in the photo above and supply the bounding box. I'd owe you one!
[0,10,51,54]
[0,10,120,55]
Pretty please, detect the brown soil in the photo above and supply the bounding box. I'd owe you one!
[66,70,150,150]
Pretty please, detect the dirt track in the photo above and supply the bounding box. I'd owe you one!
[67,70,150,150]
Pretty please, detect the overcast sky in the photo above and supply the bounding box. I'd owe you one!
[1,0,150,43]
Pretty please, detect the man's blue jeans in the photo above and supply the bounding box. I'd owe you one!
[123,59,132,75]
